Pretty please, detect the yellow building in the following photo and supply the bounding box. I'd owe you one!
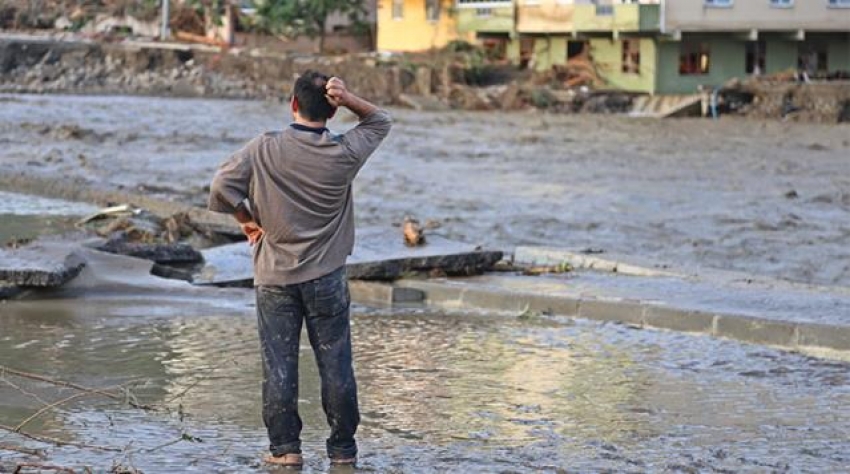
[376,0,472,52]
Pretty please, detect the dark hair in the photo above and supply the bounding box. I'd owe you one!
[293,70,334,121]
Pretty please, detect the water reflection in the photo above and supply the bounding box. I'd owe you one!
[1,299,848,472]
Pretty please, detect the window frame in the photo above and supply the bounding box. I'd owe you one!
[679,42,712,76]
[392,0,404,20]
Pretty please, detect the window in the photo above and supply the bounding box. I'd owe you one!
[392,0,403,19]
[828,0,850,6]
[476,7,492,17]
[745,41,766,75]
[704,0,733,6]
[769,0,793,7]
[679,43,711,75]
[622,39,641,74]
[425,0,441,21]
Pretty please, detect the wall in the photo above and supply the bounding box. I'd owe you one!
[377,0,469,52]
[457,5,515,34]
[764,38,798,74]
[665,0,850,32]
[825,34,850,71]
[531,35,568,71]
[517,0,575,33]
[655,36,746,94]
[574,4,660,33]
[589,37,657,93]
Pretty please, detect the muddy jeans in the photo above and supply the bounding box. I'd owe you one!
[255,266,359,459]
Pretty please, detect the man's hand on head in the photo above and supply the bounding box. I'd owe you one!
[325,77,349,108]
[241,221,264,245]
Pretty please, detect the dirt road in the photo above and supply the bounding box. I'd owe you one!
[2,93,850,286]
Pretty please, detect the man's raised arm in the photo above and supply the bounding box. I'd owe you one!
[325,77,392,165]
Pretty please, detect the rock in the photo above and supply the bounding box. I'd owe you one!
[0,242,86,287]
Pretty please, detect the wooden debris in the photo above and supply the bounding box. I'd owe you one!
[402,217,425,247]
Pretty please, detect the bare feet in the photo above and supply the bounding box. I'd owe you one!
[330,456,356,466]
[264,453,304,467]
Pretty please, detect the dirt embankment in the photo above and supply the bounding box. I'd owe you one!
[0,36,640,113]
[0,37,412,102]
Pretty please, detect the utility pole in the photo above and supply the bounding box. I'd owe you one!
[161,0,170,40]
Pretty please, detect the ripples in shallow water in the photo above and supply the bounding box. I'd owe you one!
[1,300,848,472]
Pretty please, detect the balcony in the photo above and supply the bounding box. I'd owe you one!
[574,3,660,33]
[456,0,515,34]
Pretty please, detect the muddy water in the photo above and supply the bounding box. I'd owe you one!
[0,191,97,243]
[1,297,848,472]
[3,94,850,286]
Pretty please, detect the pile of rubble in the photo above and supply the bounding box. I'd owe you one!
[722,72,850,123]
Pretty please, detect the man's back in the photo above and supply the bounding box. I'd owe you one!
[209,110,391,286]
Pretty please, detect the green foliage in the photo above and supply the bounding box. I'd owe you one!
[256,0,366,43]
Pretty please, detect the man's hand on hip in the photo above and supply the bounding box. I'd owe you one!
[241,221,264,245]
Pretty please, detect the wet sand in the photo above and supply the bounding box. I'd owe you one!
[3,93,850,287]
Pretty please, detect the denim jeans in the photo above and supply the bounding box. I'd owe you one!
[255,266,359,459]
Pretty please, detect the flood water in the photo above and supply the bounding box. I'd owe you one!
[2,296,848,472]
[0,191,97,243]
[3,94,850,471]
[2,94,850,286]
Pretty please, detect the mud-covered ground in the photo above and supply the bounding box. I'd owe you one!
[2,93,850,286]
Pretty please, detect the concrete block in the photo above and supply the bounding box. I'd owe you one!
[797,323,850,352]
[349,281,425,305]
[0,242,86,287]
[194,227,502,286]
[714,315,798,348]
[523,294,580,316]
[398,280,465,306]
[643,305,716,334]
[577,299,645,326]
[461,288,529,313]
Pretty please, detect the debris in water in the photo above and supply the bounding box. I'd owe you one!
[403,216,425,247]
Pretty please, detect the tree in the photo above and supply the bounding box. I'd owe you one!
[256,0,366,54]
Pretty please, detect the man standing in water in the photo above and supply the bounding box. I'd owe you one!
[208,71,392,467]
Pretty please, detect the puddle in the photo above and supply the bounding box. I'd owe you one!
[1,299,848,472]
[0,191,98,244]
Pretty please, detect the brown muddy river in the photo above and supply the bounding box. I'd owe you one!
[2,294,849,472]
[2,94,850,287]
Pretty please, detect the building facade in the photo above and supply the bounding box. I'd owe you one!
[376,0,472,51]
[377,0,850,94]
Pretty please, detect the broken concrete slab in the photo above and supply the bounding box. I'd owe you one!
[0,241,86,287]
[92,238,203,264]
[192,227,503,286]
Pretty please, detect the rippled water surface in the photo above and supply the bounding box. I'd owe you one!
[2,297,848,472]
[3,94,850,285]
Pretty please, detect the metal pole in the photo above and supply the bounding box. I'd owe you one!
[161,0,170,40]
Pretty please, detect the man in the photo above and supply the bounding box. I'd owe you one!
[208,71,392,467]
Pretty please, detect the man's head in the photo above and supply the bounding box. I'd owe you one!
[291,70,336,123]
